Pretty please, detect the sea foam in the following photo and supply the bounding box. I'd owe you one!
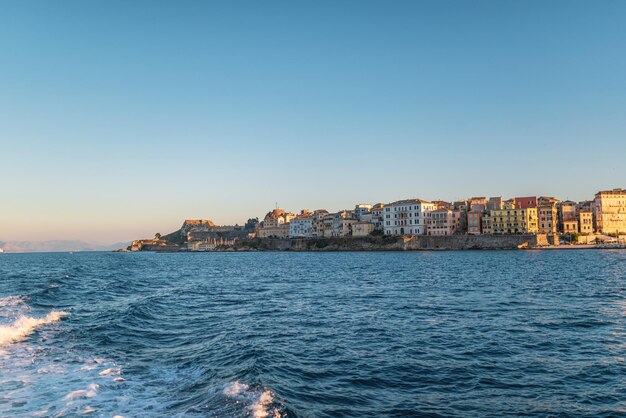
[223,381,282,418]
[0,310,69,347]
[65,383,99,402]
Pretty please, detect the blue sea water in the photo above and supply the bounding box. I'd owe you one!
[1,250,626,417]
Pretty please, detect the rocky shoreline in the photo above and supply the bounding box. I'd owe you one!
[122,233,621,252]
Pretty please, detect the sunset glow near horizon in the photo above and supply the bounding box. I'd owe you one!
[2,1,626,243]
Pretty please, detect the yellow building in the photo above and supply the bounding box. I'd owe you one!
[486,207,538,234]
[562,220,578,234]
[578,211,593,234]
[594,188,626,235]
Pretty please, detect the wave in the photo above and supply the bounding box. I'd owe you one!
[0,310,69,347]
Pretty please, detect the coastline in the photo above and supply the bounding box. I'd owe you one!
[127,235,626,253]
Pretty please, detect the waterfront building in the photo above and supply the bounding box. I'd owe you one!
[453,210,466,233]
[311,210,329,237]
[468,210,482,235]
[427,209,458,236]
[289,215,313,238]
[319,211,357,237]
[256,224,289,238]
[514,196,538,209]
[333,212,358,237]
[453,200,468,233]
[383,199,436,235]
[481,215,492,234]
[557,201,578,233]
[594,189,626,235]
[187,237,237,251]
[322,213,336,237]
[487,197,503,211]
[579,210,594,234]
[562,219,578,234]
[370,203,385,230]
[538,204,558,233]
[537,197,559,234]
[488,207,538,234]
[354,204,373,220]
[352,221,375,237]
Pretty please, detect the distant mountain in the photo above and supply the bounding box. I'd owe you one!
[0,240,130,253]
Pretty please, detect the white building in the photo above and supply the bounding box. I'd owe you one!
[370,203,385,230]
[289,217,313,238]
[354,204,373,220]
[383,199,435,235]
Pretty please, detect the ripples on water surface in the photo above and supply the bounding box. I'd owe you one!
[1,250,626,417]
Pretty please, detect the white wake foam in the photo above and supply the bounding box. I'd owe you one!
[251,389,275,418]
[65,383,99,401]
[99,367,121,376]
[223,381,282,418]
[0,310,69,347]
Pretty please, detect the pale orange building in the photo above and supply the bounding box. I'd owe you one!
[467,211,482,235]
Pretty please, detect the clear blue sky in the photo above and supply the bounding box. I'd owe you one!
[1,1,625,242]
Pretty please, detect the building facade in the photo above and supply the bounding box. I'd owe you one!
[557,201,578,233]
[514,196,538,209]
[427,209,458,236]
[467,210,482,235]
[486,207,538,234]
[562,220,578,234]
[452,201,468,233]
[289,217,313,238]
[579,210,593,234]
[537,204,558,234]
[354,204,373,220]
[257,224,289,238]
[383,199,436,235]
[352,222,375,237]
[310,210,328,237]
[594,189,626,235]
